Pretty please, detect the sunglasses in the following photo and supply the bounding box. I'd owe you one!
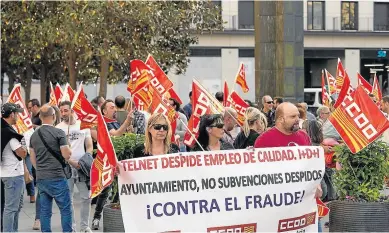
[153,124,168,131]
[209,123,224,129]
[266,101,273,104]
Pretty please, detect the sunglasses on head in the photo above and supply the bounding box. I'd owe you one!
[209,123,224,129]
[153,124,168,131]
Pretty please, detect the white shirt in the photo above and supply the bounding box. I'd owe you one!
[56,120,91,162]
[0,138,24,177]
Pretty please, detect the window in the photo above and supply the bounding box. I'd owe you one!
[307,1,325,30]
[341,2,358,30]
[238,1,254,29]
[374,2,389,31]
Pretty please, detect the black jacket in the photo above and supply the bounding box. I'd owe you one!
[1,118,24,161]
[233,129,260,149]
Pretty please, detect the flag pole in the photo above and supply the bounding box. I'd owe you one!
[177,117,205,151]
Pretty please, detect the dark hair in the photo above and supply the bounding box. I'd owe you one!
[101,99,114,115]
[92,96,104,105]
[169,98,180,112]
[196,114,223,149]
[215,92,223,102]
[28,99,41,107]
[189,91,192,98]
[274,97,284,105]
[305,120,323,144]
[59,100,72,108]
[382,96,389,103]
[244,99,254,107]
[115,95,126,108]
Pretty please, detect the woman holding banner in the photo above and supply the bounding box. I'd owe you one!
[193,114,234,151]
[234,107,267,149]
[132,113,179,157]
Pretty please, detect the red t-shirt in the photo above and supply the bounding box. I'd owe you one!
[254,127,311,148]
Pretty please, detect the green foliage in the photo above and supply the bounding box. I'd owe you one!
[333,140,389,202]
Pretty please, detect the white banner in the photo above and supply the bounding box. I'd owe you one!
[118,146,324,232]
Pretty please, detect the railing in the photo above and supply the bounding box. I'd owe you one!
[220,14,388,32]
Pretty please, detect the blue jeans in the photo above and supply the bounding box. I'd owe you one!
[1,175,24,232]
[24,155,35,196]
[37,178,72,233]
[318,219,322,232]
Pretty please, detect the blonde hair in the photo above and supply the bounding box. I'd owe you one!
[144,113,172,155]
[243,107,267,137]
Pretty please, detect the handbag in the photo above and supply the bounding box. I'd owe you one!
[23,160,33,184]
[37,128,72,179]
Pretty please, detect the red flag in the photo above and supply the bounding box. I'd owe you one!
[149,93,178,141]
[228,91,250,127]
[325,69,337,96]
[165,88,182,105]
[133,87,153,110]
[7,84,33,134]
[334,69,354,109]
[223,81,231,107]
[372,73,382,101]
[54,83,63,104]
[183,79,224,147]
[90,112,117,198]
[357,72,373,94]
[316,198,329,218]
[321,70,331,107]
[133,96,146,111]
[127,60,151,95]
[329,86,389,153]
[145,54,173,96]
[234,63,249,93]
[48,82,57,107]
[71,84,99,130]
[335,58,346,93]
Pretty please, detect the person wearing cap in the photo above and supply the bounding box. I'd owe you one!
[1,103,28,232]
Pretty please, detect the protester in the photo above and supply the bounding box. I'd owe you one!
[316,106,330,126]
[1,103,28,233]
[129,100,146,135]
[380,96,389,144]
[57,101,93,233]
[261,95,275,127]
[101,99,134,136]
[114,95,128,126]
[295,103,307,129]
[234,107,267,149]
[273,96,283,109]
[169,98,188,152]
[300,102,316,120]
[183,91,192,119]
[132,113,179,157]
[91,96,105,108]
[193,114,234,151]
[27,99,42,127]
[29,105,73,233]
[322,102,341,141]
[215,92,223,103]
[222,107,238,145]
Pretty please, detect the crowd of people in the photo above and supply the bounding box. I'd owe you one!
[1,90,353,232]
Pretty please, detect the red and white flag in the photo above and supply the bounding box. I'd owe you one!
[321,70,331,107]
[54,83,63,104]
[61,83,75,103]
[90,111,118,198]
[7,84,33,134]
[329,86,389,153]
[127,60,151,95]
[183,79,224,147]
[335,58,346,93]
[316,198,329,218]
[227,91,249,127]
[334,67,354,109]
[234,63,249,93]
[357,72,373,94]
[71,84,99,130]
[325,69,337,96]
[145,54,173,96]
[372,73,382,101]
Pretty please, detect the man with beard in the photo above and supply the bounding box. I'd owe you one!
[254,102,311,147]
[222,107,238,145]
[57,101,93,232]
[101,99,133,137]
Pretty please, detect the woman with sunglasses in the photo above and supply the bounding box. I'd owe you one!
[234,107,267,149]
[192,114,234,151]
[132,113,179,158]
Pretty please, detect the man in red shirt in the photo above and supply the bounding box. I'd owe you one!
[255,102,311,147]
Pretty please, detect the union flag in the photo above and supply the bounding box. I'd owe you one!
[372,73,382,101]
[54,83,63,104]
[7,84,33,134]
[316,198,329,218]
[90,111,117,198]
[334,68,354,109]
[71,83,99,130]
[61,83,75,103]
[127,60,151,95]
[228,91,250,127]
[223,81,231,107]
[234,62,249,93]
[335,58,346,93]
[329,86,389,153]
[145,54,173,96]
[325,69,337,95]
[133,87,153,110]
[357,72,373,94]
[48,82,57,107]
[321,70,331,107]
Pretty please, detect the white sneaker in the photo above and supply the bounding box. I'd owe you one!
[83,227,93,233]
[92,218,100,230]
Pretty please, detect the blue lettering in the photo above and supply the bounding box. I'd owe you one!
[164,202,176,216]
[225,197,233,211]
[153,203,163,217]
